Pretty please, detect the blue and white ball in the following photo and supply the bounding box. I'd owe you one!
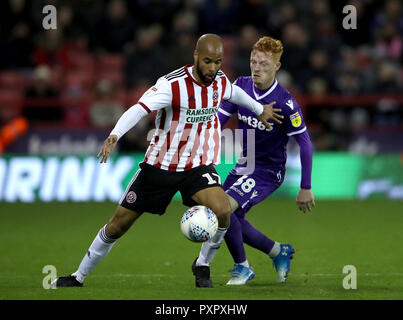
[180,205,218,242]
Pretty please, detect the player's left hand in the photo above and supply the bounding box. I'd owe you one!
[296,188,315,213]
[257,101,283,130]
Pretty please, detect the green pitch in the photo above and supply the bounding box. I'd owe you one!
[0,199,402,300]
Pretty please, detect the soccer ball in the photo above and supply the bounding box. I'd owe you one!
[180,205,218,242]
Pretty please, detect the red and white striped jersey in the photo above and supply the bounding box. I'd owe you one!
[137,65,233,172]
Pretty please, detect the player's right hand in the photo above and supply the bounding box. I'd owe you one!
[257,101,283,130]
[97,134,118,163]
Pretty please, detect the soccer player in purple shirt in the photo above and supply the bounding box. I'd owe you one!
[193,36,315,287]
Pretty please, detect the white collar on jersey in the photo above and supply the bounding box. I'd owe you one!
[188,66,196,81]
[252,79,278,100]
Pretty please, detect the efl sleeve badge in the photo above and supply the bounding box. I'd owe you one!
[290,112,302,127]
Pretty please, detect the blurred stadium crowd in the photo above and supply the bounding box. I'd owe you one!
[0,0,402,153]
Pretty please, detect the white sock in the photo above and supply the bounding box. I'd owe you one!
[196,227,227,266]
[237,260,249,268]
[72,225,117,283]
[269,241,281,258]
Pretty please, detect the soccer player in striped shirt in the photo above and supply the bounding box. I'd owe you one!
[51,34,283,288]
[195,36,315,286]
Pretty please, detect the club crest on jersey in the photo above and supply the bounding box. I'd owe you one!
[290,112,302,127]
[126,191,137,203]
[213,90,219,103]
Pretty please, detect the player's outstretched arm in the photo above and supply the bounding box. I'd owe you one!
[97,134,118,163]
[228,85,283,129]
[97,104,150,163]
[296,188,315,213]
[294,130,314,213]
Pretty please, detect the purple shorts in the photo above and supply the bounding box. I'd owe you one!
[223,167,285,219]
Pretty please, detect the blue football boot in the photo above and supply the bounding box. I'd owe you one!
[226,264,255,285]
[271,244,295,283]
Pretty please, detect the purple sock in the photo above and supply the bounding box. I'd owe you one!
[240,217,275,255]
[224,213,247,264]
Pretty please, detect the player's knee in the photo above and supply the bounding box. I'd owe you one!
[210,201,231,227]
[211,201,231,217]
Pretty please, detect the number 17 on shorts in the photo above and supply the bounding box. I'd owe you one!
[202,173,222,185]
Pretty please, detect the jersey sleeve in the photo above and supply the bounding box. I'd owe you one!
[294,130,313,189]
[219,78,241,112]
[217,77,241,126]
[282,96,307,136]
[137,77,172,112]
[221,73,233,100]
[109,105,149,140]
[226,78,263,115]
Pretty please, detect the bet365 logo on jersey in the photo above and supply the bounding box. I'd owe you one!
[237,113,273,132]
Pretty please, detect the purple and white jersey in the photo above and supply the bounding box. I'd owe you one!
[218,76,306,171]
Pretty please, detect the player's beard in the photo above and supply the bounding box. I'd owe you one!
[196,60,216,85]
